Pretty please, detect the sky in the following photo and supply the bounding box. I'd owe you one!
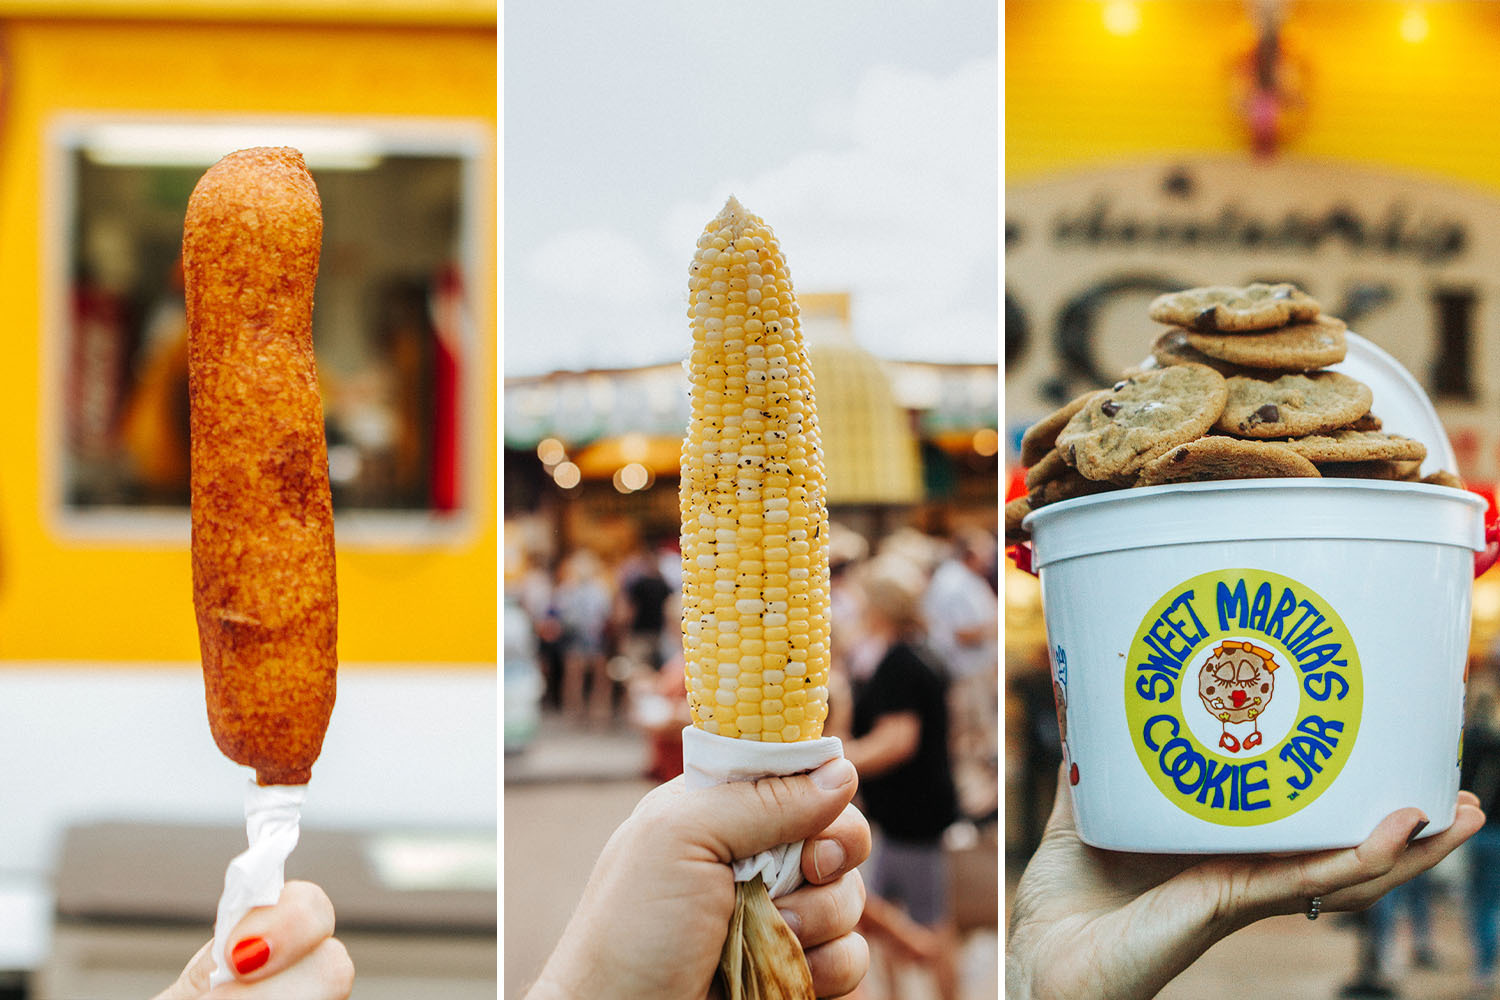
[502,0,999,376]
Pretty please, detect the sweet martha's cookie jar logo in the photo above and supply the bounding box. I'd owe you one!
[1124,568,1362,826]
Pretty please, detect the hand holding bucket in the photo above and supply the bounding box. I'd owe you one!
[1010,332,1489,854]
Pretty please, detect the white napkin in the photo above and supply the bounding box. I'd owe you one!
[680,725,844,898]
[208,781,307,987]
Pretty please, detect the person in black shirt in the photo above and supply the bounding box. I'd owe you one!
[842,562,961,1000]
[615,547,673,671]
[1462,685,1500,997]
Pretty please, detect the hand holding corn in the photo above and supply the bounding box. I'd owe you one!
[525,763,869,1000]
[680,198,834,999]
[525,197,863,1000]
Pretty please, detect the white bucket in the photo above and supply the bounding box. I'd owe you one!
[1021,332,1490,852]
[1028,480,1485,852]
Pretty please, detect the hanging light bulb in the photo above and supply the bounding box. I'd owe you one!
[1102,0,1141,36]
[1400,5,1429,44]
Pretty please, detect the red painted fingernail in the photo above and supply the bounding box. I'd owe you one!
[231,936,270,975]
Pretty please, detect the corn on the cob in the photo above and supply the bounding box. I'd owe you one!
[681,197,831,744]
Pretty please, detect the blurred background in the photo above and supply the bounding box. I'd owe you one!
[0,2,496,998]
[503,2,998,998]
[1007,2,1500,997]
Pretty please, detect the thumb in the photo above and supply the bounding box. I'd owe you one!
[1041,763,1076,837]
[148,939,214,1000]
[681,757,859,864]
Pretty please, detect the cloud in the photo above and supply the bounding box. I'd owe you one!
[850,58,997,194]
[508,228,685,375]
[525,228,658,303]
[721,56,999,362]
[509,55,998,373]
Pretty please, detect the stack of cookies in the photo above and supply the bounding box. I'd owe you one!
[1007,282,1462,544]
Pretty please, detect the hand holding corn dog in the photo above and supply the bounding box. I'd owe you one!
[151,881,353,1000]
[183,146,339,988]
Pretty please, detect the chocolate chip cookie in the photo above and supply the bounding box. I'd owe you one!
[1027,463,1125,508]
[1183,317,1347,372]
[1024,448,1069,491]
[1136,437,1320,486]
[1025,446,1127,507]
[1276,429,1428,464]
[1055,363,1229,481]
[1421,469,1464,489]
[1148,282,1323,332]
[1150,328,1257,377]
[1215,371,1373,439]
[1019,390,1103,467]
[1005,496,1032,543]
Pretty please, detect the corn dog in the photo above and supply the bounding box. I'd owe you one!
[184,147,337,787]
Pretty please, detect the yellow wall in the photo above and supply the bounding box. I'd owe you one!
[0,15,497,662]
[0,1,493,24]
[1007,0,1500,192]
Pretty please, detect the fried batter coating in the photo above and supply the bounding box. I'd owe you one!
[185,147,337,787]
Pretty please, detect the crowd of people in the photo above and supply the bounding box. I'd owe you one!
[513,520,1001,999]
[513,538,683,728]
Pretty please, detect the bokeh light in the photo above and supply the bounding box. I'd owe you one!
[620,463,650,491]
[537,437,566,466]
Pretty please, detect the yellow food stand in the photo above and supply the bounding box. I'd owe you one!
[0,0,496,665]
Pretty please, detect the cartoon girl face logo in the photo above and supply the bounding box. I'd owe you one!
[1196,640,1279,753]
[1125,569,1363,826]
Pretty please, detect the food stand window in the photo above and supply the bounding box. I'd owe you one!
[46,117,485,541]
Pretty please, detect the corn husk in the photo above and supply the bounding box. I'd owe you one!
[717,874,815,1000]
